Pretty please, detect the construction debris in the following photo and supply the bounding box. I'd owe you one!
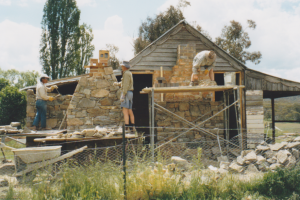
[0,123,23,135]
[210,138,300,174]
[45,126,133,140]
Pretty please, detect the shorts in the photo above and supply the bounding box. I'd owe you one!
[192,65,210,74]
[121,91,133,109]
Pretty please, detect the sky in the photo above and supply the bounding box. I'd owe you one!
[0,0,300,82]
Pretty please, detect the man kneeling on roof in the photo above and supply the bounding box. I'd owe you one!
[114,61,136,133]
[190,50,217,86]
[31,74,58,131]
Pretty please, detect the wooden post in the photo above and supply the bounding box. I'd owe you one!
[237,87,243,149]
[271,97,275,144]
[151,88,155,163]
[160,67,164,102]
[223,91,229,156]
[148,91,152,147]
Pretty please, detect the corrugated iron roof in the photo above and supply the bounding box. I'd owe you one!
[21,74,88,91]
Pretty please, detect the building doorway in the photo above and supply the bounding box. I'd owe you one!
[116,74,153,139]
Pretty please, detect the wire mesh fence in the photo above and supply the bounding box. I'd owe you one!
[0,125,299,197]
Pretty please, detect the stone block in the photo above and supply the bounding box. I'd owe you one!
[67,118,84,126]
[27,106,35,114]
[179,103,189,111]
[46,118,58,129]
[83,89,91,95]
[174,112,185,118]
[28,112,36,117]
[104,67,113,75]
[78,99,96,108]
[100,98,113,106]
[75,111,87,118]
[96,79,110,89]
[60,105,69,110]
[91,89,109,98]
[79,77,88,86]
[99,106,118,110]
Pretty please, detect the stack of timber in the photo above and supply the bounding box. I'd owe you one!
[246,90,264,148]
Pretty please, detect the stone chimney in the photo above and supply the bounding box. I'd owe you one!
[86,50,112,77]
[67,50,122,132]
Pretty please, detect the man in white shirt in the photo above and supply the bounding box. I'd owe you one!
[31,74,58,131]
[190,50,217,86]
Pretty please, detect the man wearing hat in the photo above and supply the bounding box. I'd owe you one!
[113,61,136,133]
[190,50,217,86]
[31,74,58,131]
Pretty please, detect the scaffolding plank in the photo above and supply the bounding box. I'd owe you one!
[142,85,244,93]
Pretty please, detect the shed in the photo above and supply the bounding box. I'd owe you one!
[128,20,300,148]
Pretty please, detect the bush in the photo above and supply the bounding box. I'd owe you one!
[254,164,300,198]
[0,86,27,125]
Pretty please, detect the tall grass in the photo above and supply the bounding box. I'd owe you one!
[7,148,300,199]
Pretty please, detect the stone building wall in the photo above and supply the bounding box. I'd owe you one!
[246,90,264,148]
[67,66,123,132]
[26,89,71,129]
[152,43,213,102]
[155,100,224,144]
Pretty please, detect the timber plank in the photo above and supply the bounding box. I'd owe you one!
[164,39,203,44]
[142,57,177,62]
[142,85,244,93]
[246,101,263,106]
[246,115,264,120]
[153,48,177,53]
[148,52,177,57]
[246,95,263,101]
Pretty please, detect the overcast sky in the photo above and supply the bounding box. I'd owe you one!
[0,0,300,81]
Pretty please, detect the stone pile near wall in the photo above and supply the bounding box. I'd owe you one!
[212,138,300,174]
[155,100,225,159]
[26,90,71,129]
[67,66,123,132]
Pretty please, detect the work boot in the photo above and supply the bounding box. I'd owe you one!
[125,125,131,133]
[131,126,137,136]
[189,81,195,86]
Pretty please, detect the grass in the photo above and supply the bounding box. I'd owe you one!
[4,147,300,200]
[1,139,26,161]
[264,122,300,142]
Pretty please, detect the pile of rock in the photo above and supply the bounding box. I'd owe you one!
[0,122,23,134]
[220,137,300,174]
[46,126,135,139]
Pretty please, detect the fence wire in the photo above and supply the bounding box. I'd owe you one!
[0,126,299,190]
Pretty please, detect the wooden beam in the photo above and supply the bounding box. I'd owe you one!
[271,98,275,143]
[274,120,300,123]
[142,85,245,94]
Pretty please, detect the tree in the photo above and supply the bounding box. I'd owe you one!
[106,44,120,70]
[73,24,95,75]
[215,20,262,65]
[0,86,27,125]
[0,78,10,91]
[15,71,40,88]
[40,0,94,79]
[0,68,40,89]
[133,5,185,55]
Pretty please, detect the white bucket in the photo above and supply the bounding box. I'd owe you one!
[224,72,236,86]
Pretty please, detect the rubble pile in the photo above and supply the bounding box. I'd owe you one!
[0,122,23,134]
[218,137,300,174]
[46,126,135,139]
